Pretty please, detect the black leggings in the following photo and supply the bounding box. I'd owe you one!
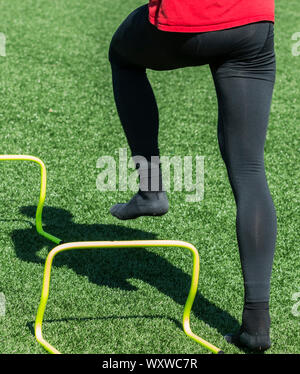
[108,4,277,304]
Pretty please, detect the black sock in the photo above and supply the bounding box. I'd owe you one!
[136,159,164,196]
[110,159,168,220]
[241,301,270,336]
[225,301,271,351]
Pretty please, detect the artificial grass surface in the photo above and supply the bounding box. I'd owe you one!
[0,0,299,354]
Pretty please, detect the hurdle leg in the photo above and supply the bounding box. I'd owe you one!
[0,155,61,244]
[34,240,223,354]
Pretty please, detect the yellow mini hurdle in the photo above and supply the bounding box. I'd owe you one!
[0,155,223,354]
[34,240,224,354]
[0,155,61,244]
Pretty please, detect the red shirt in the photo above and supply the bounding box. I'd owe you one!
[148,0,275,33]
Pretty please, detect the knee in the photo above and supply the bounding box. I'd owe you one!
[108,37,128,68]
[227,158,266,184]
[108,23,126,65]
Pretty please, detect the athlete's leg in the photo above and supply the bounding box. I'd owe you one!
[108,4,278,351]
[210,22,277,350]
[108,4,206,219]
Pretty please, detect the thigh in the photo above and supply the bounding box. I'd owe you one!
[210,22,276,169]
[108,4,206,70]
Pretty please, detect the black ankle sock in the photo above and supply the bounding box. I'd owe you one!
[241,301,270,335]
[110,158,168,220]
[225,301,271,351]
[110,189,169,220]
[137,189,166,201]
[136,160,164,193]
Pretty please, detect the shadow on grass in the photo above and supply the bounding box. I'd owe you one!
[12,205,243,352]
[26,314,182,338]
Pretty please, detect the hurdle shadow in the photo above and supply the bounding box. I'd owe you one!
[26,314,182,340]
[12,205,242,349]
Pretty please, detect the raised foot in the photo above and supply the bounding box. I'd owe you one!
[110,191,169,220]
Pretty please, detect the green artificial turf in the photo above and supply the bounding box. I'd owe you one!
[0,0,299,354]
